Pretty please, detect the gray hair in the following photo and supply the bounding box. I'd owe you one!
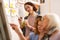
[43,13,60,34]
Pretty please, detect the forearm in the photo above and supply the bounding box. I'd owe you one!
[26,24,32,29]
[10,24,27,40]
[25,20,32,29]
[16,29,27,40]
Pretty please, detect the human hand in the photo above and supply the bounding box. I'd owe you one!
[18,17,22,23]
[10,24,19,32]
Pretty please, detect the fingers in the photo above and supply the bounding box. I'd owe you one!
[18,18,21,22]
[10,24,18,30]
[10,24,17,26]
[31,27,36,31]
[18,17,22,22]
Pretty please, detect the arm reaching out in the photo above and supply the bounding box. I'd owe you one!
[10,24,29,40]
[25,20,35,31]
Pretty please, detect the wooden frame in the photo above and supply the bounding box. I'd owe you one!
[40,0,45,3]
[0,3,10,40]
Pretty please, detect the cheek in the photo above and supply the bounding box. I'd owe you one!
[27,8,30,11]
[38,26,40,29]
[43,21,48,27]
[41,26,46,30]
[30,7,33,11]
[38,26,42,30]
[25,7,30,12]
[42,21,49,30]
[26,8,33,12]
[38,26,40,28]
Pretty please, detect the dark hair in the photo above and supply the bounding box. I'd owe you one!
[36,16,42,21]
[24,2,37,12]
[34,16,42,34]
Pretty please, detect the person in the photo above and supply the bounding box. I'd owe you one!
[22,2,39,37]
[42,14,60,40]
[10,16,42,40]
[10,14,60,40]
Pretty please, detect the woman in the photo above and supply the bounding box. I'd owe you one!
[42,14,60,40]
[10,16,42,40]
[23,2,39,36]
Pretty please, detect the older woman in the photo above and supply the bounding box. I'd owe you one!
[43,14,60,40]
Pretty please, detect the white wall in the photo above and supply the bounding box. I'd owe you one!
[40,0,60,18]
[50,0,60,18]
[40,0,50,16]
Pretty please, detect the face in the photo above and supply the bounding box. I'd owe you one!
[37,21,43,33]
[42,16,49,29]
[37,16,49,33]
[24,5,33,13]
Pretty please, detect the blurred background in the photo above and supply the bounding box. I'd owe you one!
[0,0,60,40]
